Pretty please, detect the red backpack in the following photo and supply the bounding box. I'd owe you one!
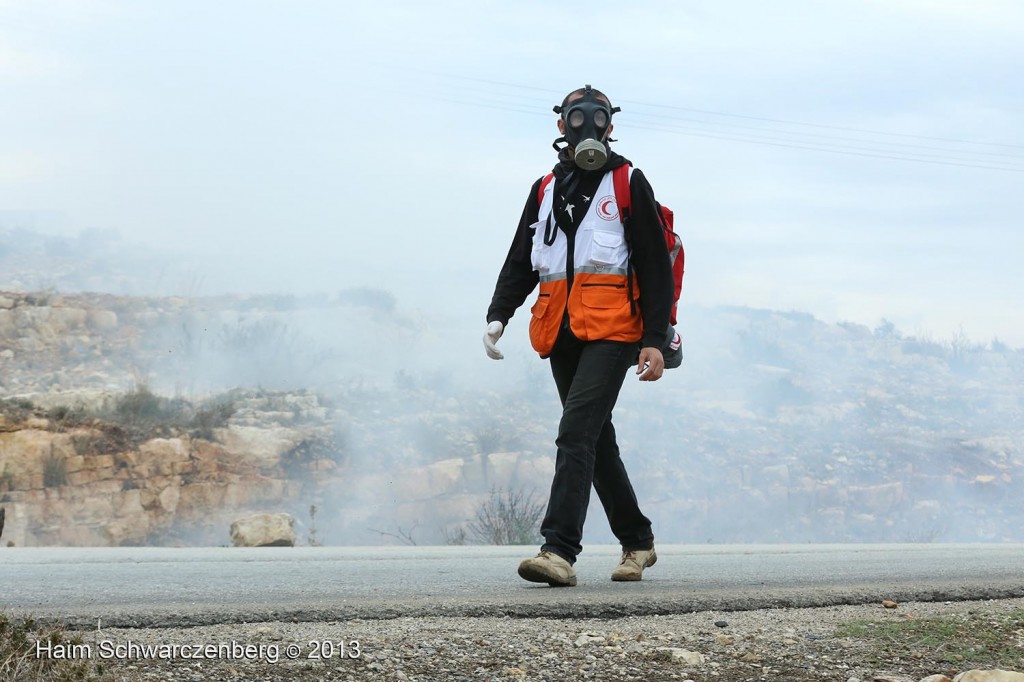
[537,164,685,324]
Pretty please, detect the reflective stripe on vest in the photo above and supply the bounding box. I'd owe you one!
[527,168,643,357]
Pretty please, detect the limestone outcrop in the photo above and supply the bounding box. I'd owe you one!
[0,390,340,546]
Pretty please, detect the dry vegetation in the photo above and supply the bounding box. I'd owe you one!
[5,602,1023,681]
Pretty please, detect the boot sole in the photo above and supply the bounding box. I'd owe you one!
[611,551,658,582]
[518,564,577,587]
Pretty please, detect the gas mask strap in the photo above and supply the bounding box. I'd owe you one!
[543,211,557,246]
[558,172,581,205]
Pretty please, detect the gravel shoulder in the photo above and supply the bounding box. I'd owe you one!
[57,597,1024,681]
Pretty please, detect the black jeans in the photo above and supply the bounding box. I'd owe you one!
[540,332,655,564]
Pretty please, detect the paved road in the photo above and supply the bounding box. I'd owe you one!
[2,544,1022,627]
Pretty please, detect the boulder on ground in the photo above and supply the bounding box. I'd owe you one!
[229,512,296,547]
[953,671,1024,682]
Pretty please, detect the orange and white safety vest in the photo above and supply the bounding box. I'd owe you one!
[528,168,643,357]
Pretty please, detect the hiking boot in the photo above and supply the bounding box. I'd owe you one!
[611,548,657,581]
[518,551,577,587]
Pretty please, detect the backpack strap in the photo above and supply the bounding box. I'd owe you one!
[537,173,555,207]
[611,164,632,221]
[536,173,559,246]
[611,164,638,317]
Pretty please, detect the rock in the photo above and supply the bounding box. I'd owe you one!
[919,675,953,682]
[86,309,119,331]
[740,652,762,662]
[872,676,914,682]
[229,512,296,547]
[655,648,705,665]
[953,671,1024,682]
[715,634,735,645]
[216,425,305,468]
[253,626,284,641]
[882,599,899,609]
[847,482,905,511]
[714,620,728,628]
[137,438,191,477]
[48,307,88,331]
[158,485,180,514]
[574,633,606,647]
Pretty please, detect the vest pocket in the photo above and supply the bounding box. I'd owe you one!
[580,284,626,308]
[577,282,633,341]
[590,231,624,267]
[530,293,551,317]
[528,293,560,356]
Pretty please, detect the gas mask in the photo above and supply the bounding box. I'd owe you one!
[553,85,620,170]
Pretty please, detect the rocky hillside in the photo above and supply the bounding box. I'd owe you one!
[1,289,1022,547]
[0,388,338,546]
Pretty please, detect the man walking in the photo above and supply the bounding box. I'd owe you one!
[483,85,674,586]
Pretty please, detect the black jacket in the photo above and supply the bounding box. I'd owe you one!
[487,149,674,349]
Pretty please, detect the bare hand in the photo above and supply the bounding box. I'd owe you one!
[636,346,664,382]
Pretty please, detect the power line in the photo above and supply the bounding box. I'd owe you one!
[413,89,1024,173]
[430,72,1024,152]
[622,109,1024,161]
[429,80,1024,164]
[626,122,1024,173]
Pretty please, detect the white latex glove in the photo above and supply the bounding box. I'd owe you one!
[483,321,505,360]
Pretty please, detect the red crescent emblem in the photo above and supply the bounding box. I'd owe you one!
[597,196,618,221]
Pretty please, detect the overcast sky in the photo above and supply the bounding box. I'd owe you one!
[2,0,1022,344]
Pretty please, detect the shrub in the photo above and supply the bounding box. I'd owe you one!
[190,399,235,440]
[46,405,85,429]
[443,526,468,545]
[0,398,34,423]
[113,384,173,423]
[100,385,234,444]
[0,464,14,492]
[468,487,545,545]
[0,612,116,681]
[42,449,67,488]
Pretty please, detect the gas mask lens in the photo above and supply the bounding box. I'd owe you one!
[566,106,608,132]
